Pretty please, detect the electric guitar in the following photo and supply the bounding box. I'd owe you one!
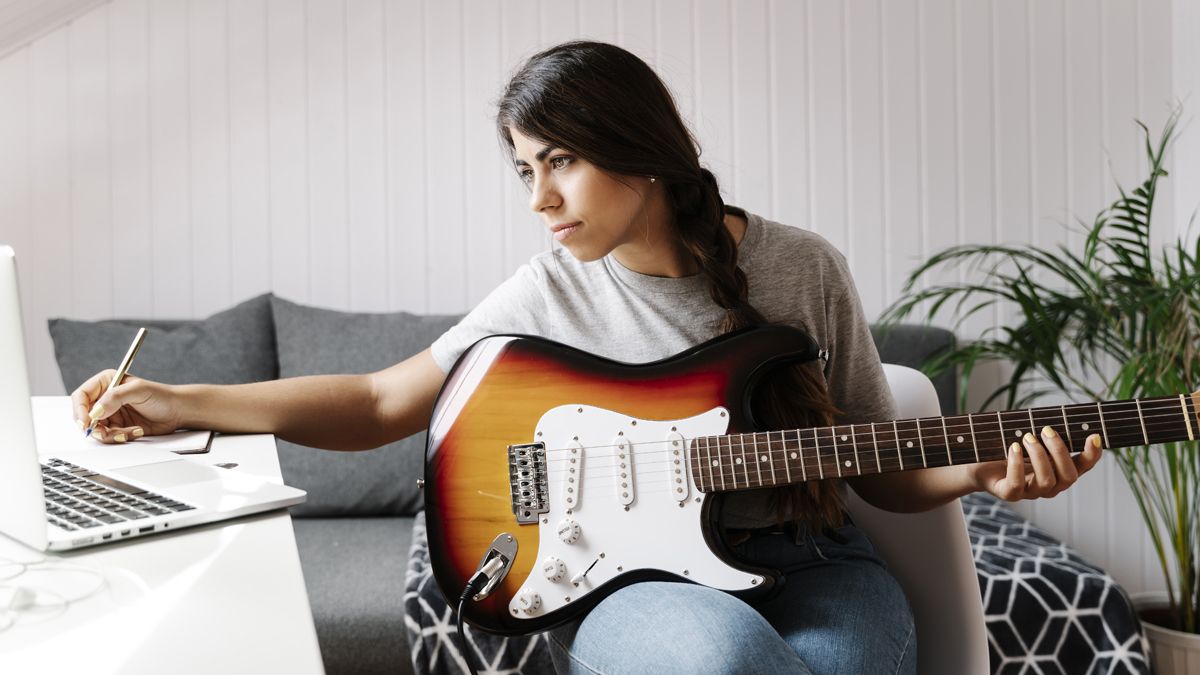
[423,324,1200,635]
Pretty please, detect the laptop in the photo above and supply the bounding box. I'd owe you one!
[0,245,306,552]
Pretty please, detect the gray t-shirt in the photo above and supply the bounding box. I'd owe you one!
[430,207,897,527]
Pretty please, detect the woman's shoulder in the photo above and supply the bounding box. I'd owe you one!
[743,210,850,274]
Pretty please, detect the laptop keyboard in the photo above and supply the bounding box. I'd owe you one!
[41,458,195,531]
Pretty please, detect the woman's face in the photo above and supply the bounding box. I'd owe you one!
[509,127,660,263]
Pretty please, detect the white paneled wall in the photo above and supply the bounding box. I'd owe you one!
[1,0,1197,596]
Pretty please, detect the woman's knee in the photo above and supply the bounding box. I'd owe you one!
[549,581,809,674]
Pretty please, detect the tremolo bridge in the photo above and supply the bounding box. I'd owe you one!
[508,443,548,524]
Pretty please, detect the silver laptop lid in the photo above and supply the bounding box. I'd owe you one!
[0,246,50,550]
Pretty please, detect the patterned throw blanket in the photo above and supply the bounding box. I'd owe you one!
[405,494,1150,674]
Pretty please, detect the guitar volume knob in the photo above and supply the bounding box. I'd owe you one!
[556,518,582,544]
[541,556,567,582]
[516,590,542,615]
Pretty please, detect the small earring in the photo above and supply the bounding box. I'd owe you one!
[649,177,657,183]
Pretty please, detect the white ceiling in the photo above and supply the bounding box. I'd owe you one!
[0,0,110,61]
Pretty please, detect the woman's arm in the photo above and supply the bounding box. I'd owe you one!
[72,348,447,451]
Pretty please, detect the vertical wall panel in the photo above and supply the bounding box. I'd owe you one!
[188,0,231,317]
[305,0,348,309]
[109,0,153,318]
[1,0,1194,598]
[148,0,191,317]
[228,0,271,303]
[345,0,388,313]
[266,0,309,303]
[463,0,504,304]
[385,0,426,311]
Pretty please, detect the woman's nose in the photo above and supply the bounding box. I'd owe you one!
[529,177,560,212]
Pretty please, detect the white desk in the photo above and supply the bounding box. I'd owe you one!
[0,398,324,675]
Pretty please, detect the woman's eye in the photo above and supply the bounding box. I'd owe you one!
[518,169,533,183]
[550,156,572,169]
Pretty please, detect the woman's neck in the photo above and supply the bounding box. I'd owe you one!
[610,210,748,279]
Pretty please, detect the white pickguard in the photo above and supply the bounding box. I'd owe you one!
[508,404,764,620]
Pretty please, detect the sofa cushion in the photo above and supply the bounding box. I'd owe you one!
[271,295,461,517]
[292,517,415,675]
[871,323,957,415]
[48,293,278,392]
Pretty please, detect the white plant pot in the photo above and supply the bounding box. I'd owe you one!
[1131,592,1200,675]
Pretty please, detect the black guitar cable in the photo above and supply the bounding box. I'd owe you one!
[456,555,506,675]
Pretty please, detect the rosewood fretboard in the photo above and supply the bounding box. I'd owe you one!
[689,394,1200,493]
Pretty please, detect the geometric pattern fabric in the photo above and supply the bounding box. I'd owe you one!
[961,493,1150,675]
[406,497,1152,674]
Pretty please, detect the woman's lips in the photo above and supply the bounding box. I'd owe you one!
[553,223,581,242]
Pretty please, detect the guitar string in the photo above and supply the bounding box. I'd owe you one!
[527,401,1195,461]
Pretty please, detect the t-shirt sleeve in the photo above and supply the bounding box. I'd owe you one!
[429,263,547,373]
[822,257,898,425]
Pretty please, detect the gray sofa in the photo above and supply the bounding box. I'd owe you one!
[45,294,1000,674]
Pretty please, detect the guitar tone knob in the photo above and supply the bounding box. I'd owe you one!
[557,518,582,544]
[541,557,567,582]
[516,590,542,615]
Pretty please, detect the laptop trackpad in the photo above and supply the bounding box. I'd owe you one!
[117,460,224,488]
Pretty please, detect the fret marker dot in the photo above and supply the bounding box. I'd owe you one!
[711,460,719,466]
[759,455,767,462]
[790,452,798,459]
[956,435,964,443]
[906,441,913,448]
[1081,423,1090,430]
[735,458,742,464]
[1015,430,1022,437]
[840,435,848,441]
[844,460,851,468]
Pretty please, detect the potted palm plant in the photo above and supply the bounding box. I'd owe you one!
[880,110,1199,671]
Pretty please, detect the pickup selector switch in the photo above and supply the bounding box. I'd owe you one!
[557,518,582,544]
[541,556,567,582]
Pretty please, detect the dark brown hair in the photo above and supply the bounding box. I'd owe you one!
[497,41,845,530]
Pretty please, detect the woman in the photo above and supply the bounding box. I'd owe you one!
[72,41,1101,674]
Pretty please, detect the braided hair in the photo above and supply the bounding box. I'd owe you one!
[498,41,846,530]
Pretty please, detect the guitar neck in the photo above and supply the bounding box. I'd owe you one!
[690,393,1200,492]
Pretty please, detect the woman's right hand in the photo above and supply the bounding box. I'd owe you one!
[70,371,184,443]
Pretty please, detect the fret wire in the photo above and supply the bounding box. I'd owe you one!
[718,435,727,492]
[967,413,980,463]
[765,431,777,487]
[1134,399,1149,445]
[706,437,715,491]
[812,428,824,479]
[746,433,759,488]
[849,424,861,475]
[892,420,903,471]
[940,417,952,465]
[734,433,744,489]
[832,428,842,478]
[916,418,928,468]
[996,411,1007,457]
[1060,405,1074,453]
[795,430,807,482]
[871,422,882,473]
[779,430,791,484]
[1182,395,1196,441]
[1096,402,1111,447]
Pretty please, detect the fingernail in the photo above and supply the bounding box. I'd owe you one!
[1023,432,1036,444]
[1041,426,1057,439]
[132,427,144,438]
[1010,442,1022,457]
[114,433,126,443]
[1090,434,1102,449]
[88,404,105,420]
[76,418,85,430]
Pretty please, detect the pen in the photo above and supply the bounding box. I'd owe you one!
[85,327,147,438]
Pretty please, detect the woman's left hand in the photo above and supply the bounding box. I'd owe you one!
[973,427,1103,501]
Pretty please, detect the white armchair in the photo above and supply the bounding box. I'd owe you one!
[846,363,990,675]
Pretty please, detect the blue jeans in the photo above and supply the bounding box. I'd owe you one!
[547,524,916,674]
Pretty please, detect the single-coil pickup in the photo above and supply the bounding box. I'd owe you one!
[562,439,584,510]
[665,431,690,503]
[614,434,635,506]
